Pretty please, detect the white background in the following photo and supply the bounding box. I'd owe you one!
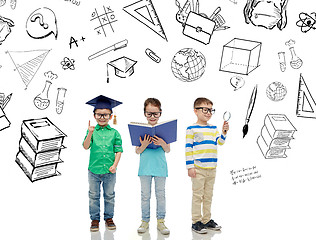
[1,0,316,239]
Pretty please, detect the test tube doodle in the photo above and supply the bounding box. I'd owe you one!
[56,88,67,114]
[278,52,286,72]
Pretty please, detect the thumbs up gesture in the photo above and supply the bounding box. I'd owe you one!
[88,120,95,133]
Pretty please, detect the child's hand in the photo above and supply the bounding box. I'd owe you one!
[140,134,153,148]
[153,136,166,146]
[109,165,116,173]
[188,168,196,178]
[222,121,229,134]
[88,120,95,133]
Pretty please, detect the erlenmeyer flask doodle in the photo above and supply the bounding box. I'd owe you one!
[56,88,67,114]
[223,111,231,134]
[289,47,303,69]
[34,80,51,110]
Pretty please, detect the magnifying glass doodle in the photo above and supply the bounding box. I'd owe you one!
[223,111,231,133]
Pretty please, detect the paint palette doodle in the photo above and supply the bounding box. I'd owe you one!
[90,5,118,37]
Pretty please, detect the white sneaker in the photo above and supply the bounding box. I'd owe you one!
[137,221,149,233]
[157,219,170,235]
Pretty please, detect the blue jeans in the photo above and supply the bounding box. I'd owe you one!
[88,170,116,221]
[139,176,166,222]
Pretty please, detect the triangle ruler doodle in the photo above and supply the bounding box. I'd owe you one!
[6,49,50,90]
[296,74,316,119]
[123,0,168,41]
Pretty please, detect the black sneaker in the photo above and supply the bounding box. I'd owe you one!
[192,221,207,234]
[204,219,221,231]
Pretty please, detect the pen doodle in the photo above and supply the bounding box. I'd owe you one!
[61,57,75,70]
[257,114,296,159]
[296,74,316,119]
[88,39,128,61]
[0,15,14,45]
[16,117,67,182]
[26,7,58,40]
[0,92,12,132]
[242,85,258,138]
[123,0,168,41]
[6,49,50,89]
[90,5,117,37]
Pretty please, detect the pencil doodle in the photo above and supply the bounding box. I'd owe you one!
[56,88,67,114]
[219,38,262,75]
[61,57,75,70]
[244,0,289,30]
[6,49,50,89]
[257,114,296,159]
[90,5,117,37]
[26,7,58,40]
[69,36,85,49]
[15,117,67,182]
[230,76,245,91]
[266,82,287,101]
[296,12,316,33]
[106,56,137,83]
[0,15,14,45]
[88,39,128,61]
[33,71,57,110]
[145,48,161,63]
[0,92,12,132]
[171,48,206,82]
[175,1,229,45]
[296,74,316,119]
[242,85,258,138]
[64,0,80,7]
[123,0,168,41]
[278,52,286,72]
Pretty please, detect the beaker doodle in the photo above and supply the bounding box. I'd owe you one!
[223,111,231,134]
[34,80,52,110]
[278,52,286,72]
[56,88,67,114]
[289,47,303,69]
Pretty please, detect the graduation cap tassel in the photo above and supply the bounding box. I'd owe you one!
[106,63,110,83]
[113,114,117,125]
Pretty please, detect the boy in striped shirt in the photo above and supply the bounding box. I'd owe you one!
[186,97,229,234]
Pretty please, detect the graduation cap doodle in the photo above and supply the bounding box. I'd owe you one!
[106,56,137,83]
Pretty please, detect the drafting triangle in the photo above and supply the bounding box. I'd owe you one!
[296,74,316,119]
[7,50,50,90]
[123,0,168,41]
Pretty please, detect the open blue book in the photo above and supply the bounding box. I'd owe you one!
[128,119,177,149]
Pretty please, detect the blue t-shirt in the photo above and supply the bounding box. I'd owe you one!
[138,147,168,177]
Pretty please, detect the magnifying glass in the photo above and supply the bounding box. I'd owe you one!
[223,111,231,133]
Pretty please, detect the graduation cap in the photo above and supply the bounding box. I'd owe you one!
[86,95,122,111]
[107,56,137,82]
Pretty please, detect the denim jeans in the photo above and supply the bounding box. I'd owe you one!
[139,175,166,222]
[88,170,116,221]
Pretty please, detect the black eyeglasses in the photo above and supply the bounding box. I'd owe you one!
[195,107,215,114]
[144,111,162,118]
[95,113,111,119]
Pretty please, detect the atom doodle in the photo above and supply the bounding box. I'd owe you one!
[60,57,75,70]
[296,12,316,33]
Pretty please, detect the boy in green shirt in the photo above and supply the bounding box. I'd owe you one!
[83,95,123,232]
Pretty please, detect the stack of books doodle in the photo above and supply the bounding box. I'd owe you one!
[257,114,296,159]
[15,117,67,182]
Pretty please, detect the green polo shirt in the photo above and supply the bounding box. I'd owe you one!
[84,124,123,174]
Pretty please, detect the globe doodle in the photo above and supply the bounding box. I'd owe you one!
[266,82,287,101]
[171,48,206,82]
